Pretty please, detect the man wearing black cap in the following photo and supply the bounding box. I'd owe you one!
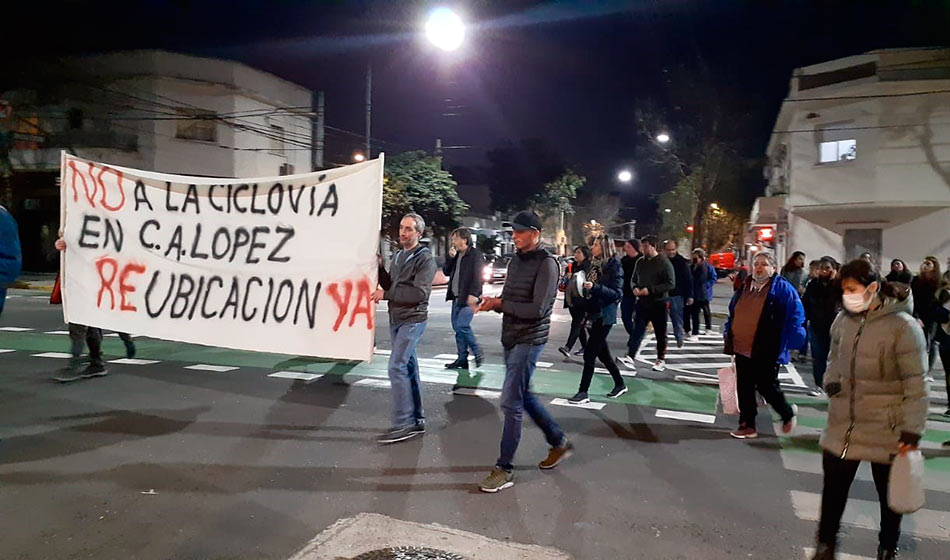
[475,210,572,493]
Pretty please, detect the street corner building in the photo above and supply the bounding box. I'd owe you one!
[756,47,950,267]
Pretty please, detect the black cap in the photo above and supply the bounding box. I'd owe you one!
[511,210,542,232]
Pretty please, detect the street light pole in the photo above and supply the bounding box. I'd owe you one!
[365,63,372,159]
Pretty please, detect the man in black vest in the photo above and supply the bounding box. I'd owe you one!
[476,210,572,493]
[442,227,485,370]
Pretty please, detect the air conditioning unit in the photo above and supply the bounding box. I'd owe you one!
[279,163,295,176]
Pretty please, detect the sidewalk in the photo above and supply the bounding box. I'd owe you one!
[12,272,57,292]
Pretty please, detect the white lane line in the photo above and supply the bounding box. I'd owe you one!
[655,409,716,424]
[108,358,160,365]
[5,294,21,298]
[790,490,950,541]
[353,378,391,388]
[653,362,733,369]
[373,349,391,356]
[674,375,719,385]
[802,548,872,560]
[268,371,324,381]
[32,352,73,359]
[184,364,239,372]
[104,333,138,338]
[417,358,449,368]
[434,354,462,360]
[419,370,458,385]
[31,296,49,299]
[641,353,728,360]
[0,349,15,354]
[452,387,501,399]
[44,330,70,335]
[0,327,33,332]
[594,367,611,374]
[550,398,606,410]
[783,362,807,387]
[536,361,554,368]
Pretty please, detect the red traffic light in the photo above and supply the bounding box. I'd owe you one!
[686,225,695,233]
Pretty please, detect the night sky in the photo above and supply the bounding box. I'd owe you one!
[5,0,950,224]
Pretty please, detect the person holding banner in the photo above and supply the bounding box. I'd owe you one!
[53,234,136,380]
[476,210,572,493]
[0,204,22,318]
[442,227,485,370]
[372,213,437,444]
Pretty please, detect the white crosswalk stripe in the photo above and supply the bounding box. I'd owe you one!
[633,332,807,388]
[790,490,950,541]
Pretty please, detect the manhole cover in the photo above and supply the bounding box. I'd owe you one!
[351,547,465,560]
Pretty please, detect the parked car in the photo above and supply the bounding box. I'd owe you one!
[489,257,510,284]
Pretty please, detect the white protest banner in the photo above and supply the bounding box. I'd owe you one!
[59,152,383,362]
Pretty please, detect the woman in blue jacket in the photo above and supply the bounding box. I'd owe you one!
[569,233,627,404]
[0,205,22,317]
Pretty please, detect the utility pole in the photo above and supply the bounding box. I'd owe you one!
[365,63,372,159]
[311,91,325,171]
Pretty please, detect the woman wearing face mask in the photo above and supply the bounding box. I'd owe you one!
[810,260,928,560]
[568,234,627,404]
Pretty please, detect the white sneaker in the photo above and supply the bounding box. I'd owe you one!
[781,404,799,434]
[652,360,666,372]
[616,355,636,370]
[807,388,824,398]
[687,335,700,342]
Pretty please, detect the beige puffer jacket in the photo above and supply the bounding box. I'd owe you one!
[819,289,929,464]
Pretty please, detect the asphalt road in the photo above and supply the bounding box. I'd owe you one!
[1,284,949,560]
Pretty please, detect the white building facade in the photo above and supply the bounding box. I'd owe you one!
[760,48,950,270]
[2,50,314,271]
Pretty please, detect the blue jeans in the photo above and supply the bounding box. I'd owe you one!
[451,302,481,361]
[668,295,685,343]
[497,343,565,471]
[388,320,427,429]
[808,324,831,388]
[620,296,636,356]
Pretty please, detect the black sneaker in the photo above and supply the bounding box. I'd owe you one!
[573,348,584,356]
[80,363,108,378]
[810,543,835,560]
[876,545,898,560]
[558,346,571,358]
[567,391,589,405]
[377,426,420,444]
[474,353,484,368]
[606,386,628,399]
[444,360,468,370]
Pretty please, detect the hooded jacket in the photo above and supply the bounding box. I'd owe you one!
[378,244,437,327]
[819,287,929,464]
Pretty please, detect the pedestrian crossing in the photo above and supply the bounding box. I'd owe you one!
[628,327,809,390]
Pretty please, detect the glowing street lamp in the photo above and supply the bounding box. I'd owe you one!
[664,208,672,213]
[656,132,671,144]
[709,202,720,210]
[425,7,465,52]
[617,169,633,183]
[352,152,366,162]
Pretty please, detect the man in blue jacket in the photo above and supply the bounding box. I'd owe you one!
[0,204,22,318]
[686,248,717,341]
[724,252,805,439]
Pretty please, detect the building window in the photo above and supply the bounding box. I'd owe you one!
[175,109,217,142]
[819,139,856,163]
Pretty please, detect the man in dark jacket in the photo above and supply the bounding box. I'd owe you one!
[623,235,676,372]
[443,227,485,369]
[618,238,642,365]
[664,239,693,348]
[687,248,717,340]
[373,213,437,444]
[476,210,571,493]
[802,256,841,396]
[724,252,806,439]
[0,205,22,318]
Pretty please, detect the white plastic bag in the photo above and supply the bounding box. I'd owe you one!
[888,450,925,514]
